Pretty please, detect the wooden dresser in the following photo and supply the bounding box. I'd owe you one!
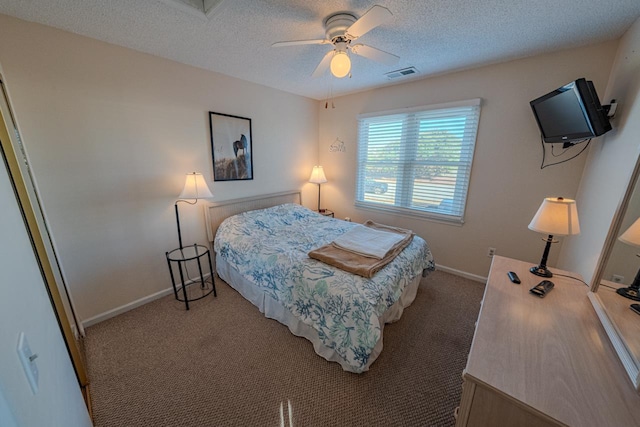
[456,256,640,427]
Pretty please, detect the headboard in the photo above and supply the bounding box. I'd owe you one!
[204,190,302,243]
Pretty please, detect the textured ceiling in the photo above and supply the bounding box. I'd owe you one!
[0,0,639,100]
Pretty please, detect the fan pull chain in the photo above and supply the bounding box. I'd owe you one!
[325,74,336,109]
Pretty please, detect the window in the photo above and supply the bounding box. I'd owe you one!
[355,99,481,223]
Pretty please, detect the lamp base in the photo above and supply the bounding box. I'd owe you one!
[530,265,553,278]
[616,286,640,301]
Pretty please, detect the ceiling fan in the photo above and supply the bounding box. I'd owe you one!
[272,5,400,79]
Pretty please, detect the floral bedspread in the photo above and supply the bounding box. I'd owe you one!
[214,203,435,372]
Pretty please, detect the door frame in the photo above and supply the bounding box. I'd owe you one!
[0,75,88,390]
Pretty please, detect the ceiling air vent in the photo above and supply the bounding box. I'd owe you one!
[158,0,225,19]
[385,67,419,80]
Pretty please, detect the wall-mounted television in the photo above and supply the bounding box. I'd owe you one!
[530,78,611,144]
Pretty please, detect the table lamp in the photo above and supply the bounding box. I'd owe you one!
[615,217,640,301]
[528,197,580,277]
[309,166,327,211]
[175,172,213,249]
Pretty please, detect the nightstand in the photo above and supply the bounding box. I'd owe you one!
[318,209,334,218]
[165,244,217,310]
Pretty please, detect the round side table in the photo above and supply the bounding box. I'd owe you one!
[165,244,217,310]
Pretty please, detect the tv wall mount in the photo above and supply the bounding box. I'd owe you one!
[604,99,617,119]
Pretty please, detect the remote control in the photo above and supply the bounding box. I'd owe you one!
[530,280,554,298]
[507,271,521,284]
[631,304,640,316]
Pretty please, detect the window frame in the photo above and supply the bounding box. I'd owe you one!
[355,98,482,224]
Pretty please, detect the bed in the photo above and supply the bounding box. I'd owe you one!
[205,191,435,373]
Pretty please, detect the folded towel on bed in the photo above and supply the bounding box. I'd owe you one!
[332,223,407,259]
[308,221,414,278]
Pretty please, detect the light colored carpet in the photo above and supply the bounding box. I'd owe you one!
[84,270,485,426]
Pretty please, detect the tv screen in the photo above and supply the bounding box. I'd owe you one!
[530,78,611,143]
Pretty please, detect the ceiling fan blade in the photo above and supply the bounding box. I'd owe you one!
[351,44,399,66]
[272,39,331,47]
[346,5,392,39]
[312,51,334,78]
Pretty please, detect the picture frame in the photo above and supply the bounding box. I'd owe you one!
[209,112,253,181]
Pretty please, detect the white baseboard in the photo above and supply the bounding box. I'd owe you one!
[435,264,487,283]
[82,273,212,328]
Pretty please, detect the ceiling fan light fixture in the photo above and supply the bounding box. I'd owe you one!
[330,51,351,78]
[273,5,396,80]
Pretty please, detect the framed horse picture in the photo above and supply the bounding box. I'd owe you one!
[209,111,253,181]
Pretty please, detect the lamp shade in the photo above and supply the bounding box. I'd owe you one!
[619,218,640,247]
[178,172,213,200]
[330,51,351,78]
[308,166,327,184]
[528,197,580,236]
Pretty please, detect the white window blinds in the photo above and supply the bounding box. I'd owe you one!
[355,99,481,223]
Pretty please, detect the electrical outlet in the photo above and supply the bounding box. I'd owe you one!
[487,247,496,258]
[612,274,624,284]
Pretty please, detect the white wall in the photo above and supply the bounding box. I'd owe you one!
[559,17,640,284]
[0,387,18,427]
[0,14,319,321]
[0,127,91,426]
[319,42,617,277]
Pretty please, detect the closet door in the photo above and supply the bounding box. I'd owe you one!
[0,75,88,391]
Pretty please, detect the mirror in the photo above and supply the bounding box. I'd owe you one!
[590,153,640,391]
